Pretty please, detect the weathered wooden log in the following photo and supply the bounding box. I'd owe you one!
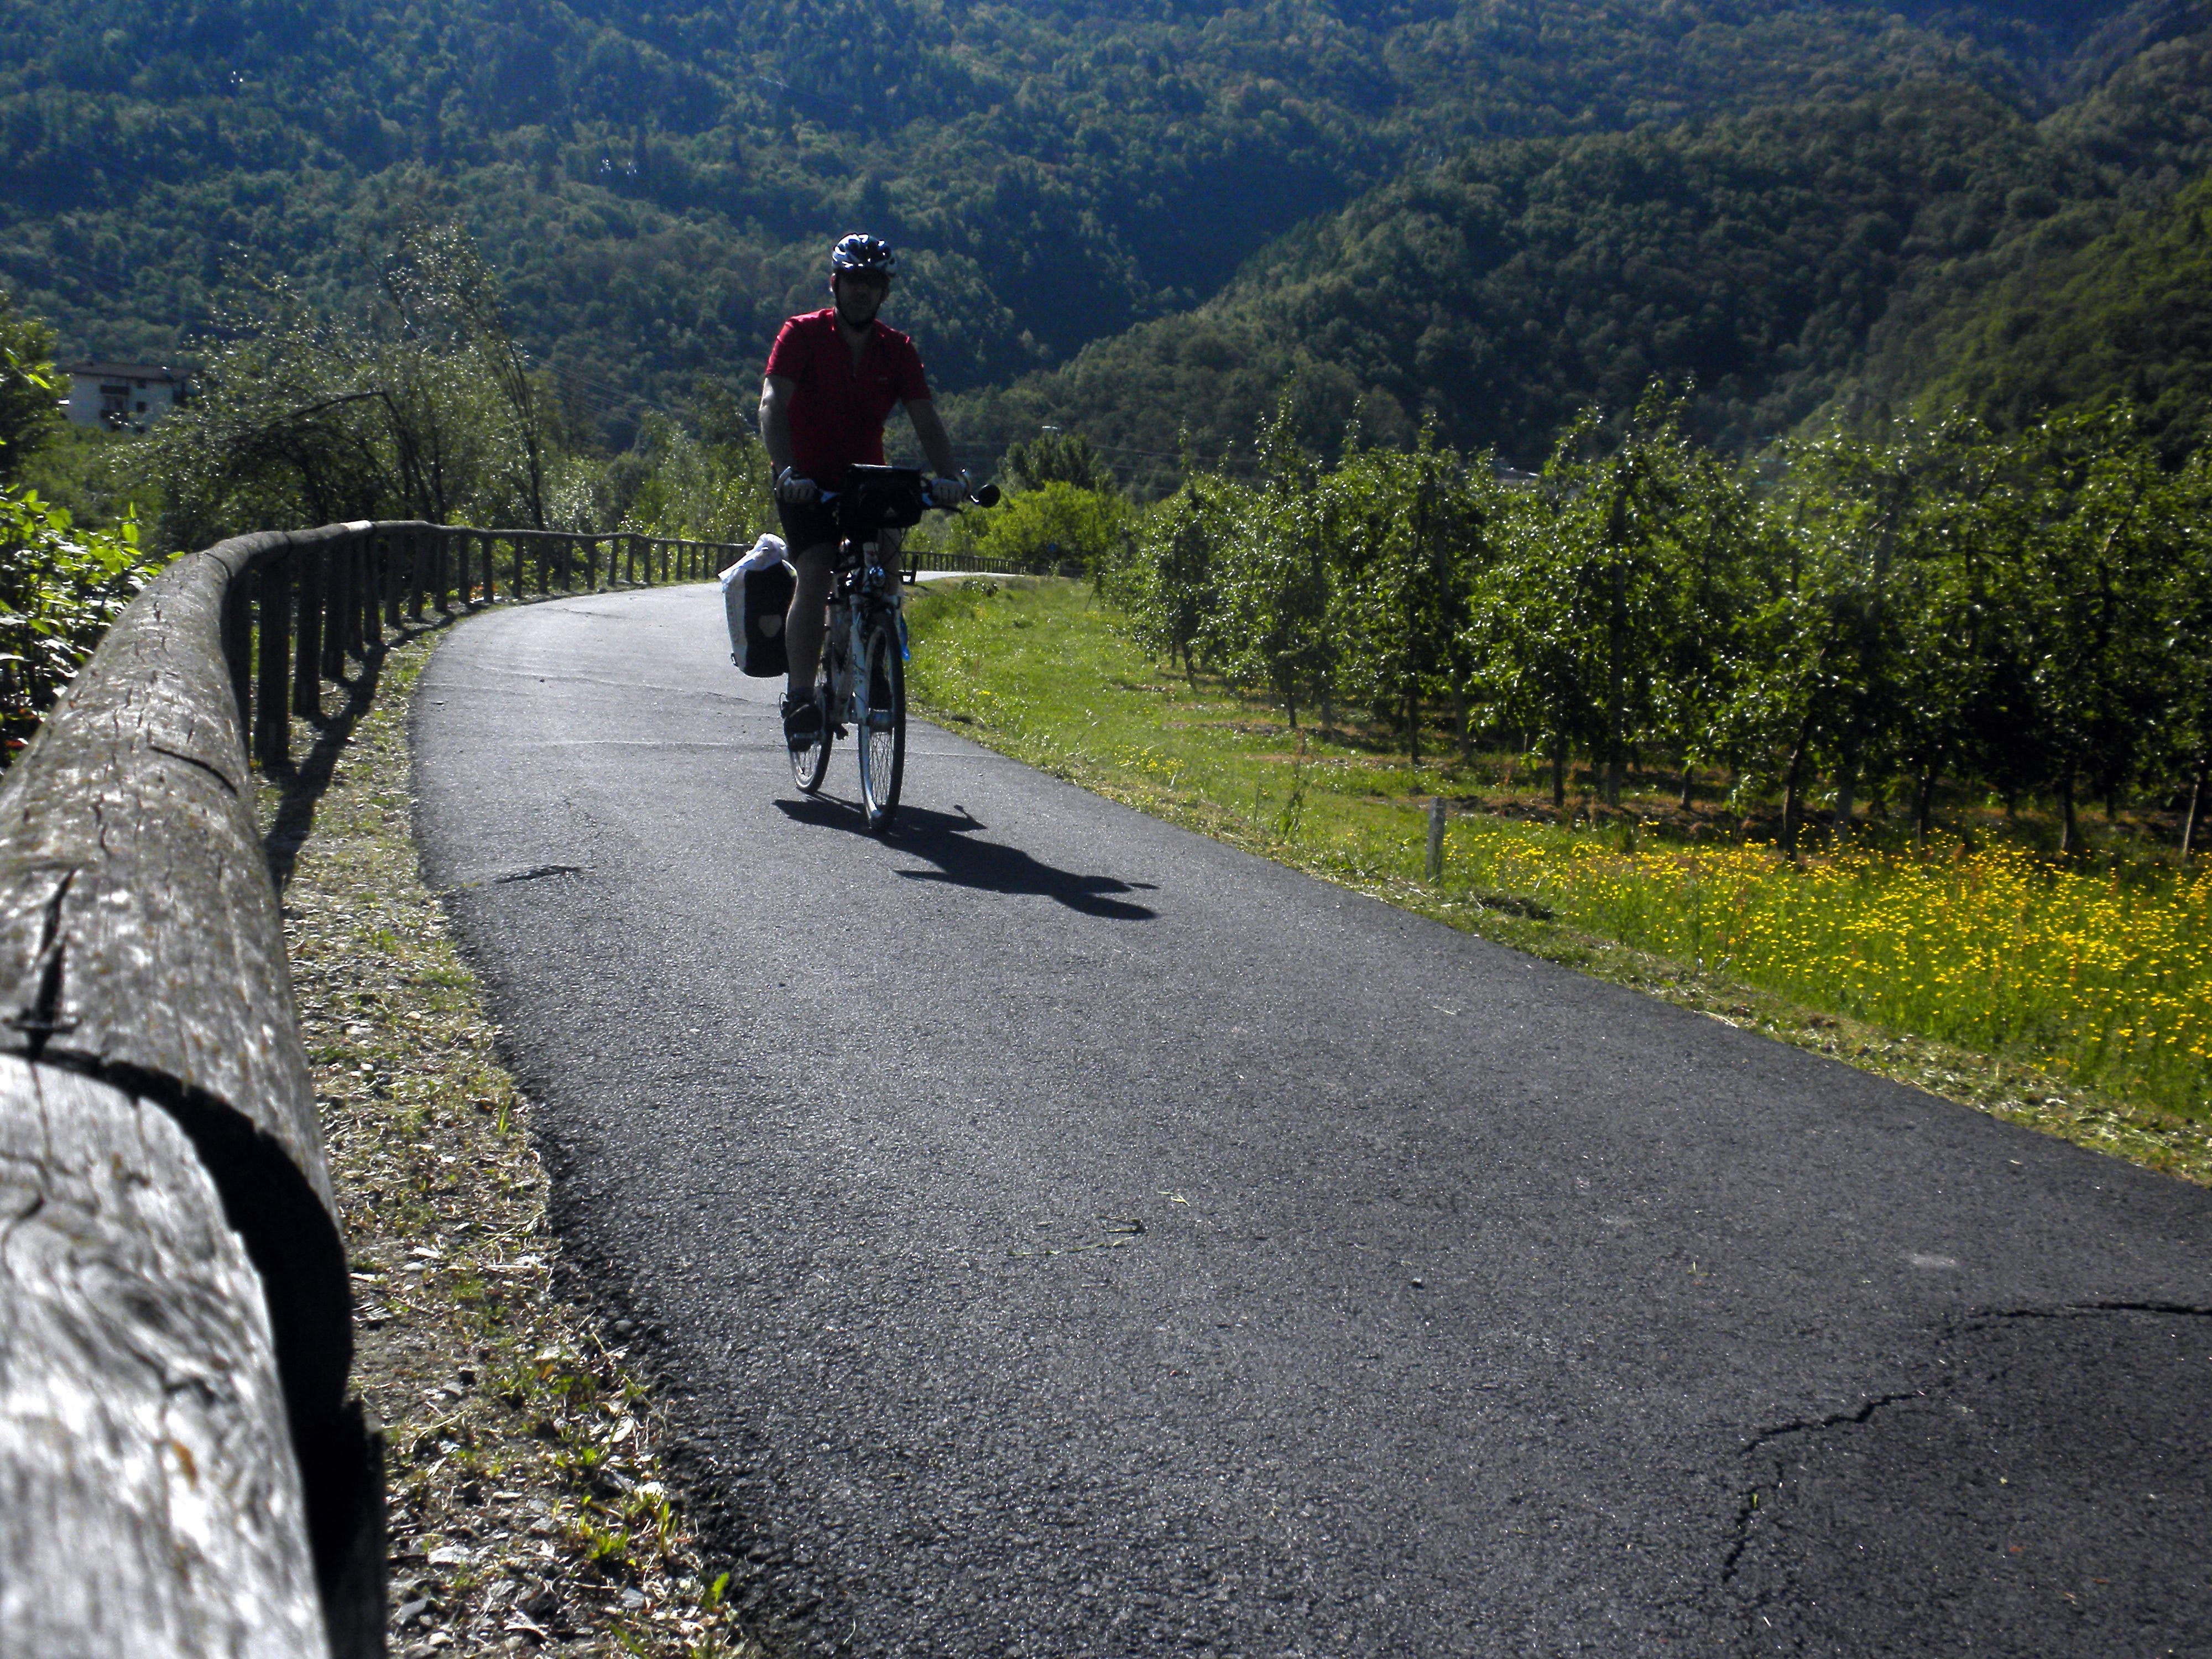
[0,1055,330,1657]
[0,526,381,1656]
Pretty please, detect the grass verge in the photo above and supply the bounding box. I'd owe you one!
[904,576,2212,1186]
[267,618,764,1659]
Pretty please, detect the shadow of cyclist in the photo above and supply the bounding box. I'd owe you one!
[774,797,1159,920]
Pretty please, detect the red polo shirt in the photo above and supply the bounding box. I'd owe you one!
[765,308,932,487]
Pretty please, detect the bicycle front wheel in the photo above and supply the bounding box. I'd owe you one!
[855,617,906,832]
[789,671,833,794]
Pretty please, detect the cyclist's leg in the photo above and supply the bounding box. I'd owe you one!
[783,539,838,699]
[776,493,841,706]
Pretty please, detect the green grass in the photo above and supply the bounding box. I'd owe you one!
[904,576,2212,1184]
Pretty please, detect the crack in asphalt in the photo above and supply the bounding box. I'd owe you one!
[1720,1301,2212,1591]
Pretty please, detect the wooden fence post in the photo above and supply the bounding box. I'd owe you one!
[381,534,400,630]
[322,545,350,678]
[291,548,323,721]
[358,539,379,654]
[223,572,253,735]
[255,559,290,764]
[1427,796,1447,881]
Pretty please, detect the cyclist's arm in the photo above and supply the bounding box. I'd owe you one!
[759,374,800,477]
[905,398,958,479]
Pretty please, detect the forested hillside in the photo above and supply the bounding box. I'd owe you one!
[0,0,2172,444]
[951,15,2212,484]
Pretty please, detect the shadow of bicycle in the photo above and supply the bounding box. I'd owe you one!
[774,797,1159,920]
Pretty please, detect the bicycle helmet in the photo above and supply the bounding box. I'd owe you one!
[831,233,899,279]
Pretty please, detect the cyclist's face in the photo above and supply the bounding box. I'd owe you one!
[833,272,889,324]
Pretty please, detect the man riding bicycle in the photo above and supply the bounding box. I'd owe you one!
[760,232,966,748]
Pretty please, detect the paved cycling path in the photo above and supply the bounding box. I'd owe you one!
[413,584,2212,1659]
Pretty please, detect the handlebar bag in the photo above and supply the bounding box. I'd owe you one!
[722,558,796,677]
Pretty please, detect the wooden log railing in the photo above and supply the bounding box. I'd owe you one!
[0,520,739,1658]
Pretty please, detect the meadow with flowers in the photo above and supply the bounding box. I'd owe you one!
[1444,830,2211,1117]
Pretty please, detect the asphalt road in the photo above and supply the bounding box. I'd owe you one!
[412,584,2212,1658]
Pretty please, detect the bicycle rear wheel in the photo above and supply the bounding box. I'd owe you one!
[788,672,833,793]
[855,618,906,832]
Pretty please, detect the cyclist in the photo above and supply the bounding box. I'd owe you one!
[760,232,966,748]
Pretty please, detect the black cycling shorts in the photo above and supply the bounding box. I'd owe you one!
[776,497,840,556]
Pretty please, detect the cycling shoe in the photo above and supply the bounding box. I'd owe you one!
[781,689,823,747]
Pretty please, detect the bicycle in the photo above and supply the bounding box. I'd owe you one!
[788,465,999,832]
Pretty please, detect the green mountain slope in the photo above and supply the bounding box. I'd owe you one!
[1903,170,2212,447]
[946,20,2212,482]
[0,0,2154,440]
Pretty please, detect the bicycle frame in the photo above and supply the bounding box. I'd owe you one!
[820,538,904,737]
[787,467,998,829]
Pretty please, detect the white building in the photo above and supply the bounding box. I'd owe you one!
[62,362,184,431]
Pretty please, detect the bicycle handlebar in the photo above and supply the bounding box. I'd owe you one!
[816,469,1000,510]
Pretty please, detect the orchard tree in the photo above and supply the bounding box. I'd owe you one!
[1203,401,1333,727]
[2013,409,2173,852]
[1329,430,1491,768]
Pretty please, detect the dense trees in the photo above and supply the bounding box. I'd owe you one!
[0,291,59,479]
[0,0,2170,446]
[0,294,160,755]
[149,226,567,550]
[1105,393,2212,852]
[958,29,2212,491]
[1910,172,2212,455]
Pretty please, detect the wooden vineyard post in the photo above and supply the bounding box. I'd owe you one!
[1427,797,1447,882]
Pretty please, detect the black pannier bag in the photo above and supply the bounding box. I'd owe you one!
[723,556,796,677]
